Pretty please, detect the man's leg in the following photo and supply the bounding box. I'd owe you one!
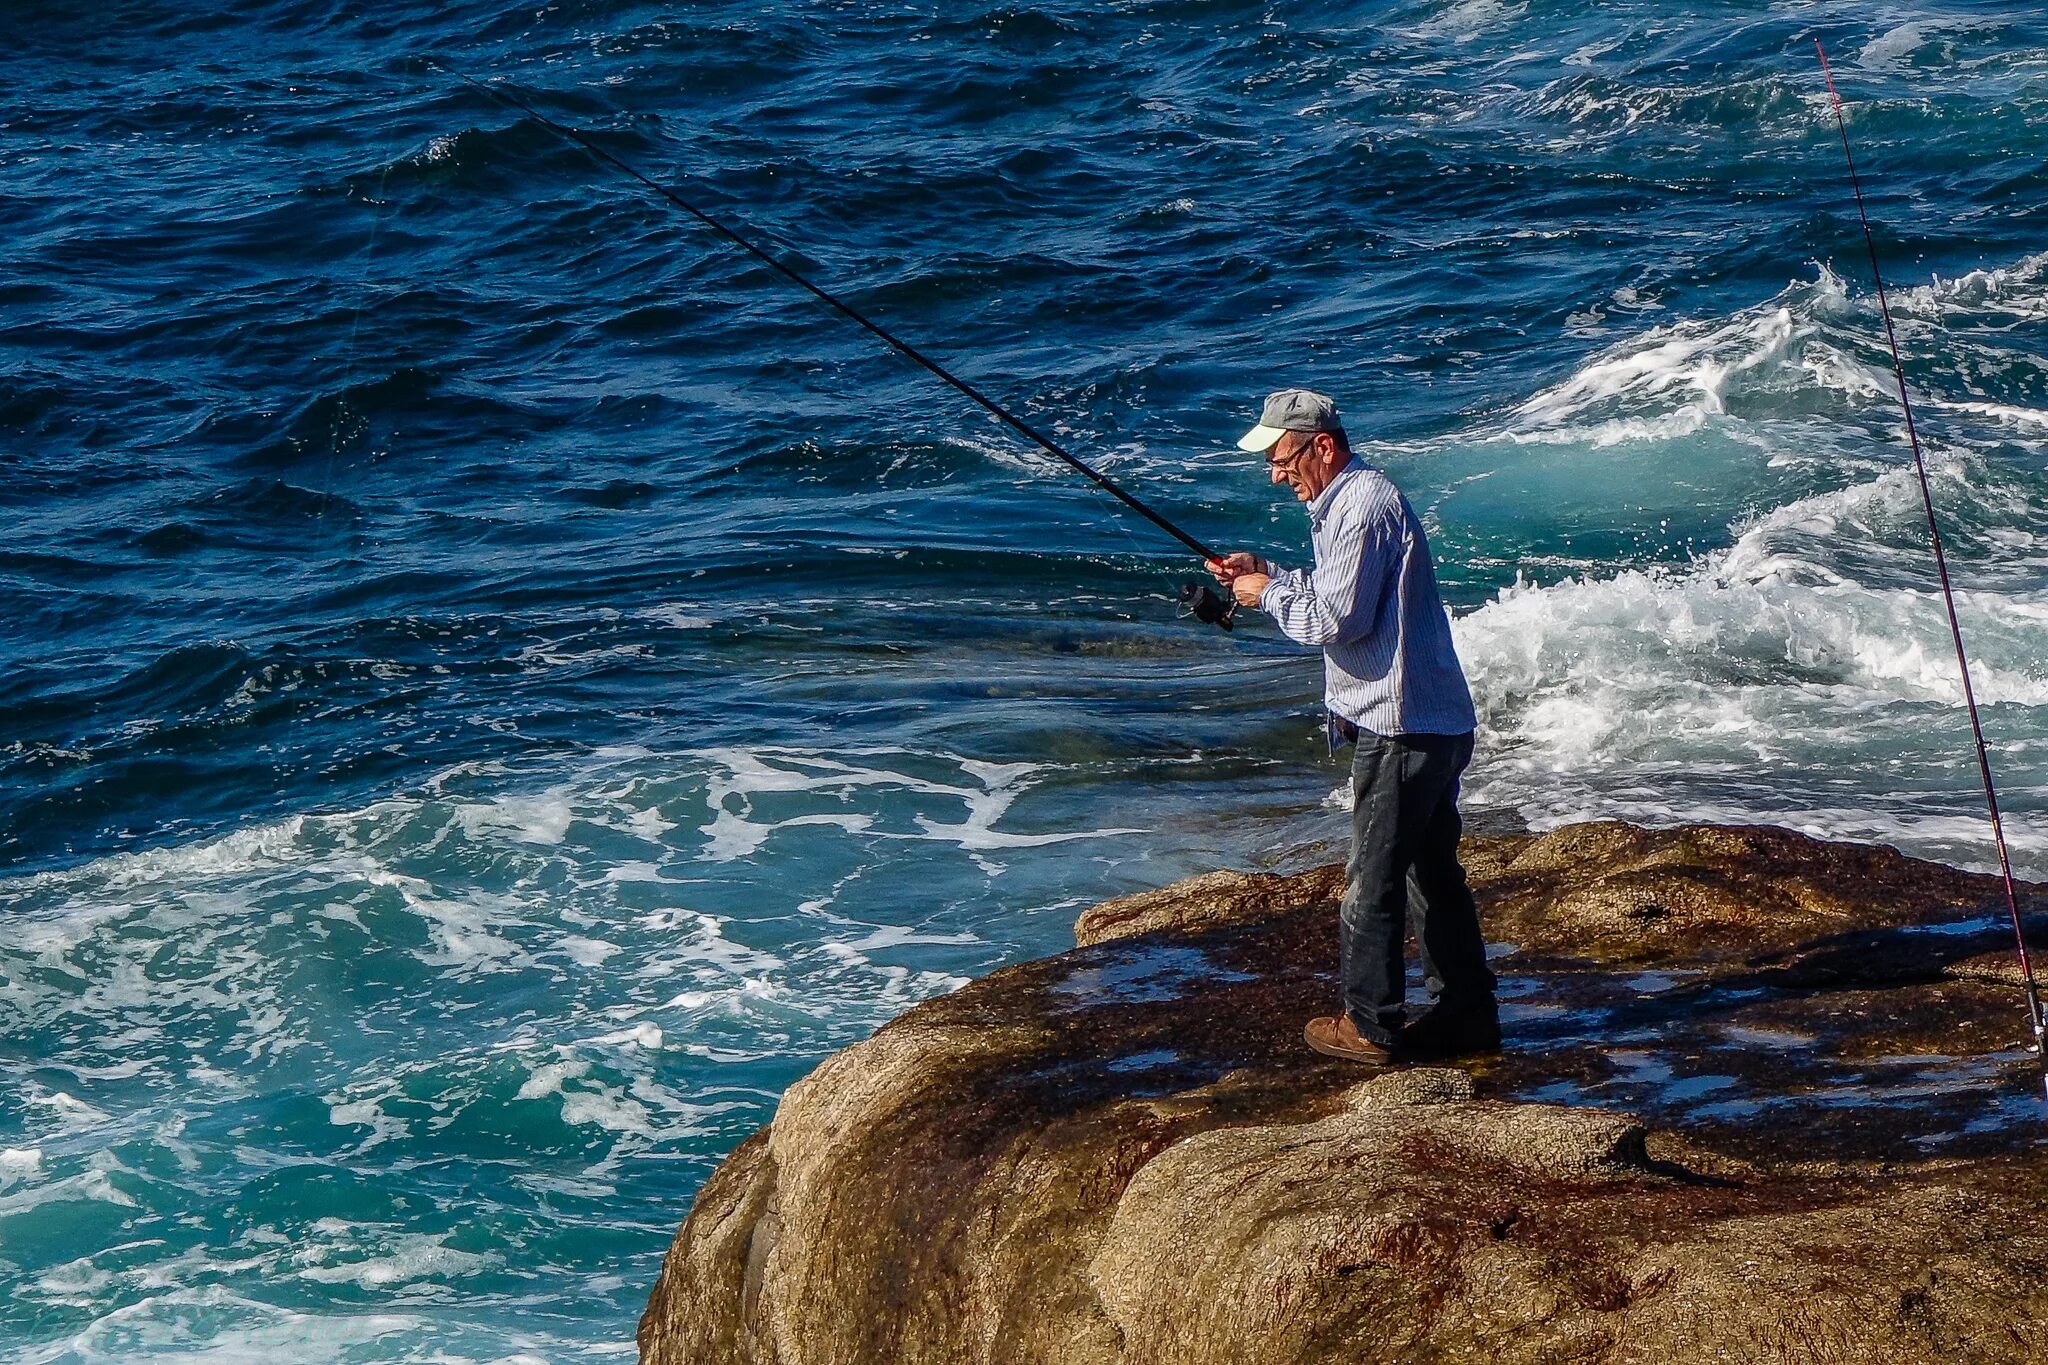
[1404,733,1499,1056]
[1407,874,1446,1002]
[1409,732,1494,1008]
[1340,735,1460,1046]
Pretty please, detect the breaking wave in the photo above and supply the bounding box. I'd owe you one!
[1441,254,2048,872]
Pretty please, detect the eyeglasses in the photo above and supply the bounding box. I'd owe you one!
[1265,437,1314,471]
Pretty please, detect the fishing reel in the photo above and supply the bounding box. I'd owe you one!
[1179,580,1236,631]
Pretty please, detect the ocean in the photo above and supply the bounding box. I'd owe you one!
[5,1,2047,1358]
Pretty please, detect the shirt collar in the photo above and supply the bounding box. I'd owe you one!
[1306,456,1361,530]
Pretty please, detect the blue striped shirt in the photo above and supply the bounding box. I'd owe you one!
[1256,458,1476,739]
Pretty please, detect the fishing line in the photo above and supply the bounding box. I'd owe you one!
[426,60,1232,612]
[1815,38,2046,1093]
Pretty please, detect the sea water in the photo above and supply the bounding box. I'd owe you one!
[6,2,2047,1358]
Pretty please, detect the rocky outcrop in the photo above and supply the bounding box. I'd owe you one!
[1074,863,1346,948]
[639,822,2048,1364]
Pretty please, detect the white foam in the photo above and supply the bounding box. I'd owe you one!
[1562,38,1619,68]
[700,808,872,862]
[1503,406,1708,448]
[34,1254,115,1300]
[602,860,666,884]
[1482,259,2048,455]
[1451,450,2048,871]
[453,789,577,845]
[1398,0,1529,43]
[511,639,653,670]
[515,1058,588,1101]
[30,1087,112,1130]
[1512,302,1803,433]
[641,603,717,629]
[0,1147,42,1185]
[0,1167,139,1215]
[1858,22,1934,72]
[1890,250,2048,322]
[0,816,309,917]
[1425,244,2048,868]
[325,1095,411,1151]
[693,747,1138,862]
[1857,18,1997,75]
[903,816,1141,851]
[21,1290,428,1364]
[559,1085,655,1136]
[0,738,1179,1359]
[1936,399,2048,430]
[378,879,529,974]
[836,925,983,953]
[297,1233,497,1288]
[556,936,622,967]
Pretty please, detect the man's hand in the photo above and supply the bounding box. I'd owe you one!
[1207,552,1260,584]
[1230,572,1271,608]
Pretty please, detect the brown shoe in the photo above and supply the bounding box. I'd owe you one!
[1304,1014,1395,1065]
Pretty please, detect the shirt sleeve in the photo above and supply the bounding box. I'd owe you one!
[1257,504,1398,647]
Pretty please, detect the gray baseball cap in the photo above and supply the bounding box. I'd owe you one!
[1236,388,1343,453]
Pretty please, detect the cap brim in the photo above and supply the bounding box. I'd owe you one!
[1236,423,1285,453]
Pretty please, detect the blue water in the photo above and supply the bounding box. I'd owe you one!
[7,2,2048,1358]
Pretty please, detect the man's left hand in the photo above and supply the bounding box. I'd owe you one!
[1230,572,1270,608]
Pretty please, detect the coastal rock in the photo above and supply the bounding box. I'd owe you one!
[639,821,2048,1364]
[1075,864,1346,948]
[1467,820,2020,964]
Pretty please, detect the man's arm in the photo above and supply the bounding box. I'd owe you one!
[1256,511,1397,647]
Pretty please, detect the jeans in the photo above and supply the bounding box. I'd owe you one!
[1340,730,1495,1046]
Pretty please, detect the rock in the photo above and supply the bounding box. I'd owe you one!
[1471,821,2023,964]
[1075,865,1346,948]
[1077,822,2018,966]
[639,821,2048,1364]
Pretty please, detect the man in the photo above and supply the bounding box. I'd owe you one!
[1210,388,1498,1065]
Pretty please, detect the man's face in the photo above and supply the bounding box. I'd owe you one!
[1266,431,1333,503]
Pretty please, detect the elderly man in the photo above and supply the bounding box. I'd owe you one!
[1210,388,1498,1065]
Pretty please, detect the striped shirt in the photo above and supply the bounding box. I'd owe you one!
[1256,458,1476,739]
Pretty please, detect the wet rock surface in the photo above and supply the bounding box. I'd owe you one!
[639,822,2048,1364]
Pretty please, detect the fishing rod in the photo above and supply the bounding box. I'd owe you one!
[1814,39,2046,1094]
[427,61,1237,628]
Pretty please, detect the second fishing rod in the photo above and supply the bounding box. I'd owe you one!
[431,62,1239,630]
[1815,39,2046,1094]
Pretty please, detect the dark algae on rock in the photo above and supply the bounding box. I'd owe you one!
[638,823,2048,1364]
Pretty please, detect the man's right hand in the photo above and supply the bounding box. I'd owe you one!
[1207,552,1261,584]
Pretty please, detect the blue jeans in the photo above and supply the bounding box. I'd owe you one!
[1340,730,1495,1046]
